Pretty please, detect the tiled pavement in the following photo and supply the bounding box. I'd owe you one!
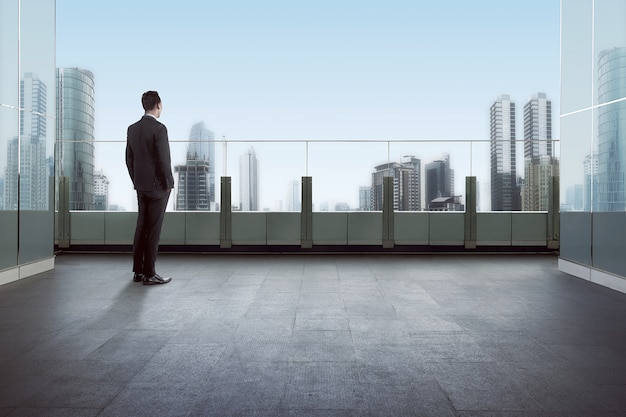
[1,253,626,416]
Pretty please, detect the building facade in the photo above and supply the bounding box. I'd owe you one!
[522,93,559,211]
[93,169,109,211]
[371,156,421,211]
[490,95,520,211]
[425,153,454,210]
[56,68,96,210]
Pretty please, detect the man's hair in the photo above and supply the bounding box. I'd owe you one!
[141,91,161,111]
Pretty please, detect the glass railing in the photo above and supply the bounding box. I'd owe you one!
[52,138,561,213]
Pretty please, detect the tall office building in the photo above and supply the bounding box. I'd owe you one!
[597,47,626,211]
[371,156,421,211]
[93,169,109,211]
[188,122,216,206]
[56,68,96,210]
[425,153,455,209]
[358,186,371,211]
[286,180,301,212]
[4,73,48,210]
[174,123,215,211]
[239,147,259,211]
[490,95,520,211]
[522,93,559,211]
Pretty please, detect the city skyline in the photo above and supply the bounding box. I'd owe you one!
[54,0,560,211]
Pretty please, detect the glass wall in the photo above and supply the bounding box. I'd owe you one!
[0,0,55,272]
[560,0,626,278]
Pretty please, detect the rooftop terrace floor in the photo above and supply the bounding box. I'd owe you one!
[1,253,626,416]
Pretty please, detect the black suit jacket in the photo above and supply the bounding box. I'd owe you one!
[126,115,174,191]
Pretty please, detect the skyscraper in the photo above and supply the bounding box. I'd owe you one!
[239,147,259,211]
[174,123,215,211]
[4,73,48,210]
[371,156,421,211]
[358,186,371,211]
[188,122,216,207]
[93,169,109,211]
[425,153,455,209]
[286,180,301,212]
[56,68,96,210]
[490,95,520,211]
[597,47,626,211]
[522,93,559,211]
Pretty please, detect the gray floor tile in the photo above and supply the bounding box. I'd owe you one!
[2,253,626,416]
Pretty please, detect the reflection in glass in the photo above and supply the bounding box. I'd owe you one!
[8,73,50,211]
[597,47,626,211]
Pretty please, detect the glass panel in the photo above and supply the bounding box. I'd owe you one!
[593,0,626,106]
[561,0,593,114]
[0,1,18,270]
[92,141,137,212]
[0,0,18,108]
[18,0,55,263]
[560,110,593,212]
[222,141,305,212]
[308,141,387,212]
[470,141,491,212]
[595,101,626,211]
[385,141,469,212]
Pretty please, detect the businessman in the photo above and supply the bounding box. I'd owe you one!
[126,90,174,285]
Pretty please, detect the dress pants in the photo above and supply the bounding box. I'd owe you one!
[133,188,170,278]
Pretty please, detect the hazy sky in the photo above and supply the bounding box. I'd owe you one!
[56,0,561,210]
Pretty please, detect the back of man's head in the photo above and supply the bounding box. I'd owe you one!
[142,91,161,111]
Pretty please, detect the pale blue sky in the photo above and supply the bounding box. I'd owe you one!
[56,0,561,209]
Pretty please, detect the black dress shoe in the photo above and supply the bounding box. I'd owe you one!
[133,273,145,282]
[143,273,172,285]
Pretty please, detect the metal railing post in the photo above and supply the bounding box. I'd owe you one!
[301,176,313,248]
[547,176,560,250]
[220,176,232,248]
[57,176,70,249]
[383,176,394,248]
[464,176,477,249]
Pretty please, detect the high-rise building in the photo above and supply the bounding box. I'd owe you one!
[372,156,421,211]
[21,73,47,140]
[522,93,559,211]
[56,68,96,210]
[174,123,215,211]
[286,180,301,212]
[4,73,48,210]
[490,95,520,211]
[425,153,455,209]
[188,122,216,206]
[93,169,109,210]
[358,186,371,211]
[597,47,626,211]
[239,147,259,211]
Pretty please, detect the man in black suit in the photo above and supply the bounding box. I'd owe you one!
[126,91,174,285]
